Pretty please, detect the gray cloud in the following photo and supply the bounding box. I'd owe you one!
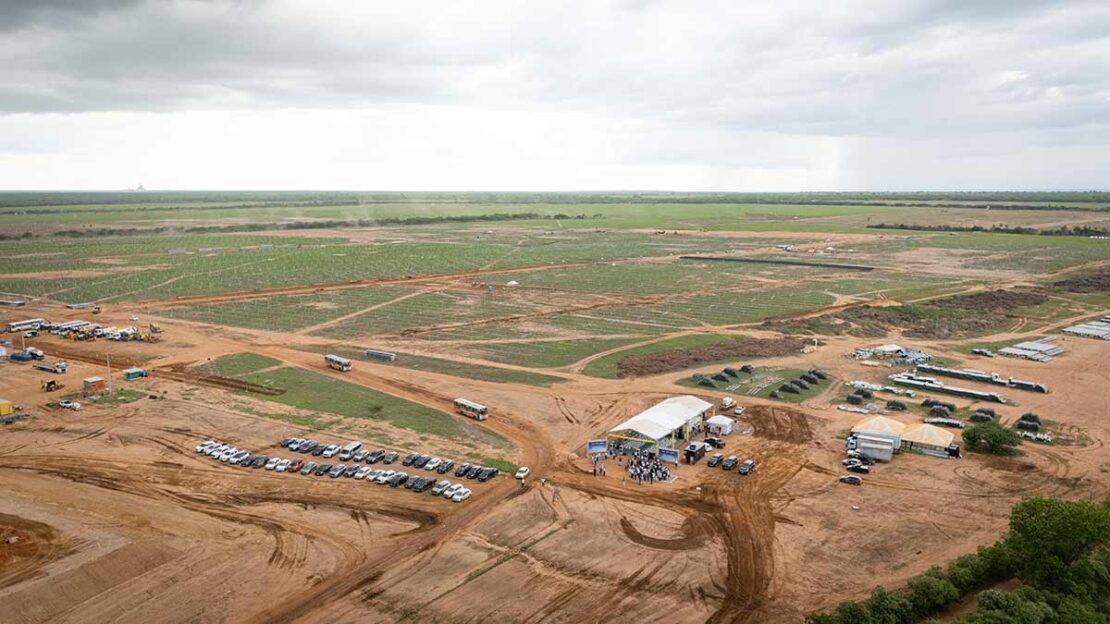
[0,0,1107,190]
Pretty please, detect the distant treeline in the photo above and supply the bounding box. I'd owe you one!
[1,190,1109,209]
[867,223,1110,237]
[8,212,590,239]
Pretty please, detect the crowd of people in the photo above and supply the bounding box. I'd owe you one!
[596,440,675,484]
[625,452,672,484]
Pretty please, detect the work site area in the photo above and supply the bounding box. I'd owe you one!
[1,192,1109,624]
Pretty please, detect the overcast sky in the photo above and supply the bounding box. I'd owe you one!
[1,0,1108,191]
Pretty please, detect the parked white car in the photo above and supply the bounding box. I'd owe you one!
[322,445,339,458]
[424,458,441,471]
[219,447,240,462]
[195,440,217,453]
[58,399,82,411]
[514,466,530,480]
[376,470,396,484]
[452,488,471,503]
[275,458,291,472]
[442,483,464,499]
[354,466,372,480]
[264,457,281,470]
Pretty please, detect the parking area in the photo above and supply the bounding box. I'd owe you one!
[194,437,509,503]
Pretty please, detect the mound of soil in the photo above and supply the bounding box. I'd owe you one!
[1053,271,1110,293]
[617,337,806,378]
[745,405,812,443]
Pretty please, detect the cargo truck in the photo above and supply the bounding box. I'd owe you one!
[34,361,68,374]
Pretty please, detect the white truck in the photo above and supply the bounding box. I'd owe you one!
[34,361,68,374]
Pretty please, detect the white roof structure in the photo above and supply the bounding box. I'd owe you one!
[706,415,735,427]
[851,415,907,436]
[609,396,712,441]
[902,423,955,448]
[874,344,906,354]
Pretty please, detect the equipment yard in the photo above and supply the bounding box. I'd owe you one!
[1,193,1109,623]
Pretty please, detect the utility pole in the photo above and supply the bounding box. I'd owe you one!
[106,354,113,393]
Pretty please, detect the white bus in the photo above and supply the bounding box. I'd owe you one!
[454,398,488,421]
[325,354,352,372]
[7,318,45,333]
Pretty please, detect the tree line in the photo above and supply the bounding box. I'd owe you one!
[867,223,1110,237]
[807,497,1110,624]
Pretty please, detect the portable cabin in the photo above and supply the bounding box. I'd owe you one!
[83,376,107,395]
[123,367,148,381]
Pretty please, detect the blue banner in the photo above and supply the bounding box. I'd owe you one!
[586,439,608,454]
[659,448,679,464]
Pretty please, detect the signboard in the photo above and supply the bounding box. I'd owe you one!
[586,439,608,454]
[659,448,680,464]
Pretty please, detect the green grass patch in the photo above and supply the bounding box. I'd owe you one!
[238,366,507,448]
[464,337,641,368]
[85,388,147,405]
[298,345,567,387]
[195,352,283,377]
[481,457,518,473]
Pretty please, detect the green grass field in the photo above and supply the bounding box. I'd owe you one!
[582,333,741,379]
[239,366,508,447]
[297,345,567,387]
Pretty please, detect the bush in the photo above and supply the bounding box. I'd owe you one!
[963,422,1022,455]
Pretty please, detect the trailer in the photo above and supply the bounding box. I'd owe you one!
[365,349,397,362]
[325,354,352,372]
[34,361,68,374]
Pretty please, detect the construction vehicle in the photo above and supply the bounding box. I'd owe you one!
[33,361,68,374]
[42,379,64,392]
[149,323,163,334]
[92,305,102,314]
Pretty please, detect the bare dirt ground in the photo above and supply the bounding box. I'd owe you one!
[1,245,1108,623]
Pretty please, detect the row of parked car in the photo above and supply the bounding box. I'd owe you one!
[706,453,757,474]
[278,437,505,482]
[194,439,481,502]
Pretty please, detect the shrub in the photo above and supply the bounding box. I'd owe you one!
[963,422,1022,455]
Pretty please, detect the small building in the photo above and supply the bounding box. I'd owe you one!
[901,423,956,458]
[0,399,12,416]
[706,415,736,436]
[123,367,148,381]
[83,376,107,395]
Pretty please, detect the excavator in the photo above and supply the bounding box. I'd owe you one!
[41,379,64,392]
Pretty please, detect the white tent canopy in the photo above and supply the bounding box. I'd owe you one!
[851,415,907,435]
[609,395,712,442]
[706,415,735,435]
[902,423,955,448]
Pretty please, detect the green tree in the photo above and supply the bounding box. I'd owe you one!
[834,600,873,624]
[963,422,1022,455]
[866,586,913,624]
[1007,498,1110,589]
[907,571,959,616]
